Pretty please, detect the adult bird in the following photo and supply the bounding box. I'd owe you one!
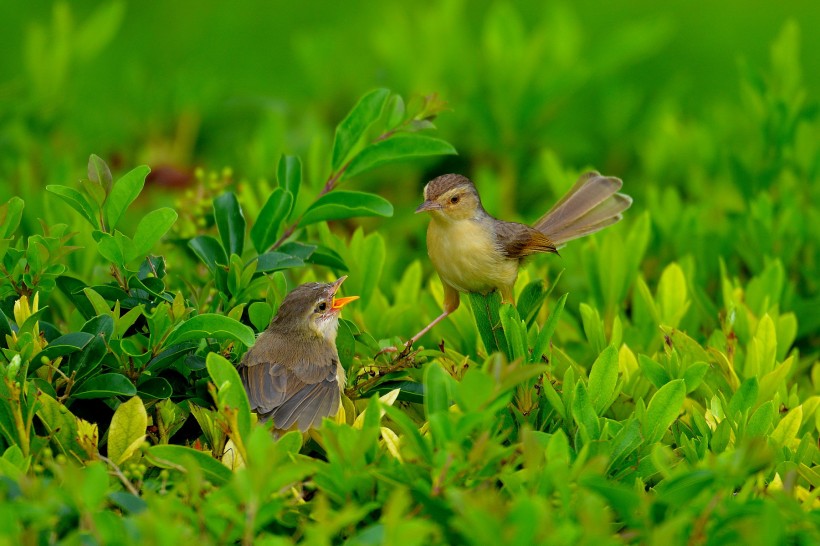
[411,171,631,343]
[239,276,358,432]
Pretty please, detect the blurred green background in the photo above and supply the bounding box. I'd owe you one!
[1,0,818,349]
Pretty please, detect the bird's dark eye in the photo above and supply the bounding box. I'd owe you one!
[450,195,460,204]
[316,302,327,312]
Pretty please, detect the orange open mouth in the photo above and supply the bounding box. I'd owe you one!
[331,295,359,310]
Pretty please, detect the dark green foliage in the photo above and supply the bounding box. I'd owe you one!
[0,4,819,545]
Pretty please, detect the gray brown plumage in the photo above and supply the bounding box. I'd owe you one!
[406,171,631,345]
[239,277,357,432]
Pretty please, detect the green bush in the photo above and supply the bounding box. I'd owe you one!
[1,2,819,545]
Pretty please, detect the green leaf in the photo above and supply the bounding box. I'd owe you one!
[147,445,231,485]
[423,362,451,418]
[572,381,601,441]
[87,154,113,194]
[499,304,526,362]
[206,352,252,441]
[189,235,228,271]
[0,197,25,239]
[250,188,293,253]
[108,396,147,465]
[299,191,393,227]
[657,262,689,328]
[770,406,802,447]
[343,134,457,179]
[746,401,774,437]
[331,88,390,170]
[581,475,641,526]
[643,379,685,444]
[95,231,127,266]
[103,165,150,230]
[532,293,567,362]
[30,332,94,372]
[72,374,137,399]
[468,291,509,357]
[147,342,198,372]
[638,354,670,389]
[336,318,356,369]
[214,192,246,257]
[165,313,256,348]
[137,377,173,400]
[46,185,100,229]
[608,418,643,471]
[37,393,90,461]
[588,345,619,415]
[278,154,302,210]
[729,377,759,416]
[248,301,273,331]
[254,252,304,272]
[681,362,709,393]
[128,207,177,261]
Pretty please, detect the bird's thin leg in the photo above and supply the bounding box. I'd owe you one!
[378,281,460,354]
[377,311,450,355]
[408,310,450,345]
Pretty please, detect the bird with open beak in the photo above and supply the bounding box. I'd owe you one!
[239,276,359,432]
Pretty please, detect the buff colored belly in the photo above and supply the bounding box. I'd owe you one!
[427,218,518,293]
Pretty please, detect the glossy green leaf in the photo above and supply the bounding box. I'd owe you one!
[72,374,137,399]
[164,314,256,347]
[770,405,802,446]
[46,185,100,229]
[250,188,293,253]
[588,345,619,415]
[206,352,252,441]
[147,445,231,485]
[332,88,390,170]
[532,292,567,362]
[746,400,775,437]
[643,379,685,444]
[254,252,304,272]
[343,134,457,179]
[103,165,150,230]
[213,192,246,257]
[248,301,273,331]
[729,378,759,416]
[681,362,709,393]
[137,377,173,400]
[95,231,127,266]
[189,235,228,271]
[108,396,147,465]
[128,207,177,261]
[299,191,393,227]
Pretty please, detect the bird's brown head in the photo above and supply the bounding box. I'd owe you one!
[415,174,483,221]
[270,276,358,341]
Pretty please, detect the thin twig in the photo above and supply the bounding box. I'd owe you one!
[99,454,140,496]
[346,349,417,397]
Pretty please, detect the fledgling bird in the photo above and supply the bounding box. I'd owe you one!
[239,276,358,432]
[412,171,632,342]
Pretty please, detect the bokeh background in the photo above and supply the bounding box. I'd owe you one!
[1,0,818,351]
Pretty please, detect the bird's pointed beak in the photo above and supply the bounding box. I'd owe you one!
[331,295,359,310]
[329,276,359,310]
[415,200,443,214]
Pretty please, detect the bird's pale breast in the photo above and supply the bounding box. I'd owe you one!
[427,218,518,293]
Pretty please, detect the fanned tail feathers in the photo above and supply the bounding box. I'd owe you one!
[533,171,632,245]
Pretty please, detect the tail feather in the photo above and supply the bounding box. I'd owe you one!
[533,172,631,246]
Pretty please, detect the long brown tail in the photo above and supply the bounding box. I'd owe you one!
[533,171,632,246]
